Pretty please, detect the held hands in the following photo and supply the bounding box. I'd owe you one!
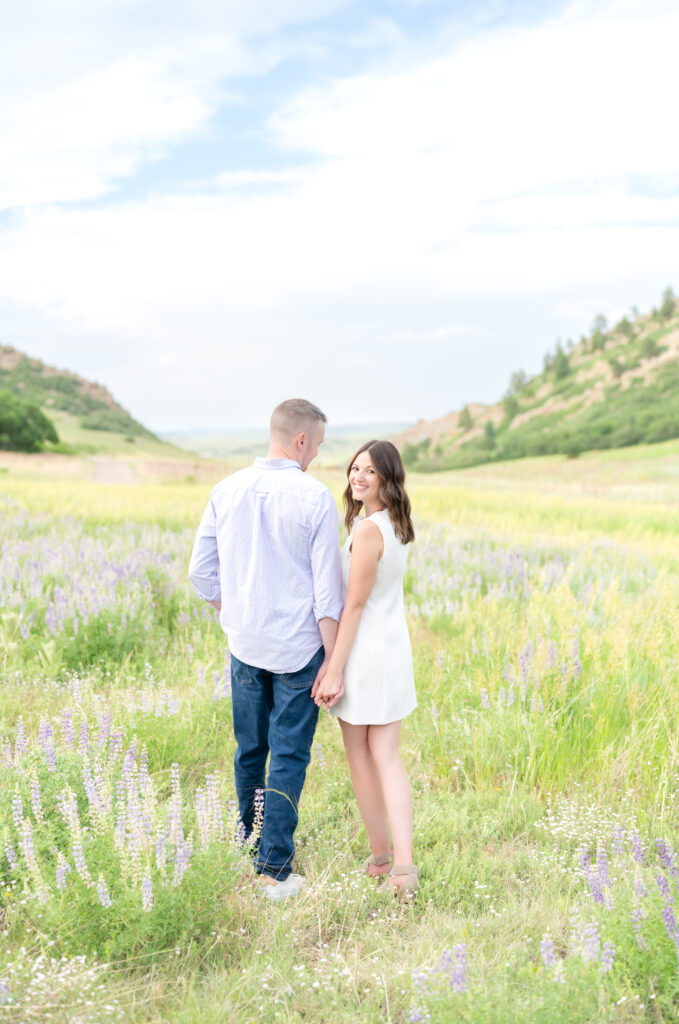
[311,660,344,709]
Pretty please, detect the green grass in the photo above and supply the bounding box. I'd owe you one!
[1,465,678,1022]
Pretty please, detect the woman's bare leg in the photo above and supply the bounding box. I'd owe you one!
[339,720,391,874]
[367,722,413,879]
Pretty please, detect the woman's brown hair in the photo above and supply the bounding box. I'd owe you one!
[343,440,415,544]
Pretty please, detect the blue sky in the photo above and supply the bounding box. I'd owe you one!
[0,0,677,432]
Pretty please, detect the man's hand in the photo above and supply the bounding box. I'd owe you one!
[313,669,344,709]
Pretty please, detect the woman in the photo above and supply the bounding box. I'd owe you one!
[312,440,418,899]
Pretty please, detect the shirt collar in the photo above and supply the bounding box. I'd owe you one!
[254,457,301,471]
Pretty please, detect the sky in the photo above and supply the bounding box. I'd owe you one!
[0,0,677,433]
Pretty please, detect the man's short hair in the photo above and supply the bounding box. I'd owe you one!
[270,399,327,440]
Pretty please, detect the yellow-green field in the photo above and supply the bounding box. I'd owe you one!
[1,451,678,1023]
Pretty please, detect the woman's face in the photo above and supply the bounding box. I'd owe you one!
[348,449,382,506]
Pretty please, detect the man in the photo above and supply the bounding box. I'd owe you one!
[188,399,343,899]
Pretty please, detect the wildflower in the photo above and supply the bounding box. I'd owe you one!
[450,944,467,993]
[630,831,644,865]
[55,853,71,891]
[581,922,600,963]
[611,826,625,860]
[480,688,490,709]
[596,844,611,888]
[97,874,113,908]
[656,873,673,905]
[141,872,153,912]
[662,905,679,954]
[599,940,615,973]
[633,874,647,899]
[11,792,23,831]
[540,934,556,967]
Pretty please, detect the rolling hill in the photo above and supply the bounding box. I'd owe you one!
[394,288,679,471]
[0,346,179,457]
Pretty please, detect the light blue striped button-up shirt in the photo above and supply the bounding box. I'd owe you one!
[188,458,344,673]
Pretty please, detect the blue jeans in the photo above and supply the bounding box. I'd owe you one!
[230,647,323,880]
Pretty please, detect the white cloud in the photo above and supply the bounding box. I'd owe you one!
[0,0,678,429]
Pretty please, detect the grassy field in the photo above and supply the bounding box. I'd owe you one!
[1,450,678,1022]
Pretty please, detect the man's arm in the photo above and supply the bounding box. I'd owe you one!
[308,490,344,701]
[188,495,222,605]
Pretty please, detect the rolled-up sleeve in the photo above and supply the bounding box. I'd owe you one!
[309,490,344,623]
[188,495,222,602]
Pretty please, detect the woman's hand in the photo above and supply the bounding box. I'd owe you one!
[313,668,344,709]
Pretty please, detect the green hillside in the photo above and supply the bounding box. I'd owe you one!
[396,287,679,471]
[0,346,179,456]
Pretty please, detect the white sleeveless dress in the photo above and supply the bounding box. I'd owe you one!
[329,509,416,725]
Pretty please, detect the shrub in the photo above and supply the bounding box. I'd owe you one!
[0,389,59,452]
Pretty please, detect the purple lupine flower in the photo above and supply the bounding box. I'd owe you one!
[611,826,625,860]
[630,906,649,950]
[313,743,326,771]
[578,845,590,871]
[55,854,71,891]
[155,833,167,870]
[585,867,605,906]
[0,979,10,1005]
[212,670,221,701]
[141,872,153,911]
[60,708,76,748]
[198,666,205,686]
[172,838,192,886]
[630,830,644,865]
[480,688,490,709]
[5,842,18,870]
[506,688,515,707]
[662,905,679,954]
[596,845,611,889]
[634,874,647,899]
[30,777,43,822]
[78,718,90,753]
[657,839,679,884]
[73,840,93,886]
[581,922,600,963]
[450,944,467,992]
[656,874,673,904]
[19,820,37,867]
[540,934,556,967]
[11,793,23,830]
[599,940,615,973]
[408,1011,425,1023]
[109,728,123,762]
[97,709,112,747]
[97,874,113,908]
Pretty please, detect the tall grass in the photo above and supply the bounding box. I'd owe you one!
[1,473,678,1022]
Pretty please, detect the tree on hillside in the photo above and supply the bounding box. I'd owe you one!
[503,393,519,422]
[0,389,59,452]
[553,343,570,380]
[591,314,608,334]
[591,330,606,352]
[660,286,675,319]
[615,317,634,339]
[481,420,496,450]
[458,405,473,431]
[508,370,528,395]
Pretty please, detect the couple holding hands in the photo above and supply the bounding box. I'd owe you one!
[188,399,418,901]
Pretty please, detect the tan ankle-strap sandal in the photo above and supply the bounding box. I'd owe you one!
[365,853,392,876]
[378,863,419,899]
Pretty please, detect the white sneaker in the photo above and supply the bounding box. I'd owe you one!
[259,872,305,901]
